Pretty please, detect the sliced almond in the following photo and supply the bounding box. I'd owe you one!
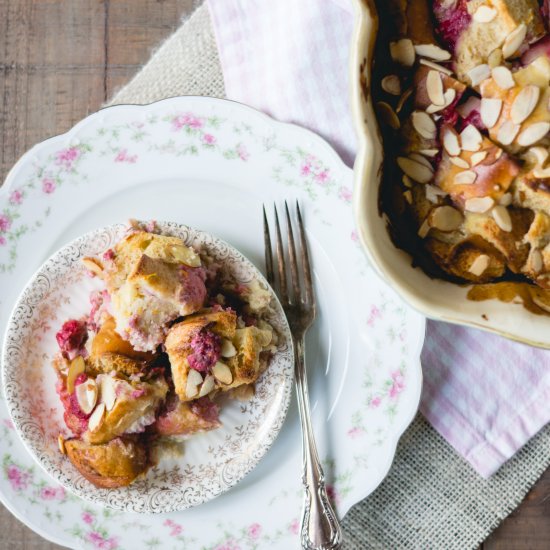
[430,206,463,231]
[502,23,527,59]
[471,151,488,166]
[480,98,502,129]
[220,338,237,358]
[497,120,520,145]
[454,170,477,185]
[427,70,445,105]
[473,5,497,23]
[465,196,495,213]
[449,156,470,168]
[491,66,515,90]
[425,185,447,203]
[396,88,413,113]
[492,205,512,232]
[376,102,401,129]
[417,219,430,238]
[403,190,413,204]
[99,376,116,411]
[88,403,105,432]
[419,58,453,76]
[414,44,451,61]
[411,110,437,139]
[390,39,415,66]
[409,153,433,169]
[517,122,550,147]
[418,148,439,157]
[499,192,513,206]
[534,166,550,178]
[460,125,483,152]
[532,295,550,312]
[487,49,503,68]
[381,75,401,95]
[186,369,203,398]
[397,157,433,183]
[67,356,86,394]
[58,434,66,455]
[531,250,543,273]
[76,379,97,415]
[402,175,413,188]
[82,257,104,277]
[198,374,216,397]
[426,88,456,113]
[469,255,490,276]
[525,146,549,166]
[212,361,233,385]
[443,128,461,156]
[467,64,491,87]
[510,85,540,124]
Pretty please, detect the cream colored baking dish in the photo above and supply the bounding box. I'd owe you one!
[350,0,550,348]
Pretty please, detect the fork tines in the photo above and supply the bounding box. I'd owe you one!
[263,201,315,310]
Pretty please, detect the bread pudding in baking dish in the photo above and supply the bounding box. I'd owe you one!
[374,0,550,313]
[53,222,276,488]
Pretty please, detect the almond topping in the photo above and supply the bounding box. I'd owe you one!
[377,102,401,129]
[88,403,105,432]
[531,250,543,273]
[411,110,437,139]
[381,75,401,95]
[58,434,66,455]
[465,196,495,213]
[443,128,461,156]
[430,206,463,231]
[418,219,430,238]
[425,185,447,203]
[492,205,512,232]
[76,379,97,415]
[409,153,433,169]
[534,166,550,178]
[517,122,550,147]
[427,70,445,106]
[468,255,490,276]
[471,151,488,166]
[418,148,439,157]
[510,85,540,124]
[212,361,233,385]
[426,88,456,114]
[414,44,451,61]
[480,98,502,129]
[396,88,413,113]
[402,175,413,188]
[419,58,453,76]
[499,193,513,206]
[525,146,549,166]
[221,338,237,358]
[460,125,483,151]
[67,356,86,394]
[397,157,433,183]
[390,39,415,66]
[403,190,413,204]
[497,120,520,145]
[99,376,116,411]
[533,296,550,313]
[82,257,104,277]
[491,66,515,89]
[449,156,470,168]
[473,5,497,23]
[467,64,491,87]
[454,170,477,185]
[502,23,527,59]
[186,369,203,398]
[199,374,216,397]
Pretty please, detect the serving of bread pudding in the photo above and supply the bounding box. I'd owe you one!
[375,0,550,312]
[53,222,276,488]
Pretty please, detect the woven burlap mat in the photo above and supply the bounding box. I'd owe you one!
[108,5,550,549]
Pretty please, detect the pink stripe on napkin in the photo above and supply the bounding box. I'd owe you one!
[207,0,550,477]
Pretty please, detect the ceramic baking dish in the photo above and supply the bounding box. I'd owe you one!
[349,0,550,348]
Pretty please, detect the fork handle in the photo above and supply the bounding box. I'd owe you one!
[295,338,343,550]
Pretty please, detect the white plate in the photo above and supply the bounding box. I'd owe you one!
[3,221,294,513]
[0,96,424,548]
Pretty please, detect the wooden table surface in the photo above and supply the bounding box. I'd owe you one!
[0,1,549,548]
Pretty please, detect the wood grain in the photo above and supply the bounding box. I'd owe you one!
[0,1,549,548]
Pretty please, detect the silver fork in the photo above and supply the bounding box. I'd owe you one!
[263,201,342,550]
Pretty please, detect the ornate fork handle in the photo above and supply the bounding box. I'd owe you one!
[295,337,342,550]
